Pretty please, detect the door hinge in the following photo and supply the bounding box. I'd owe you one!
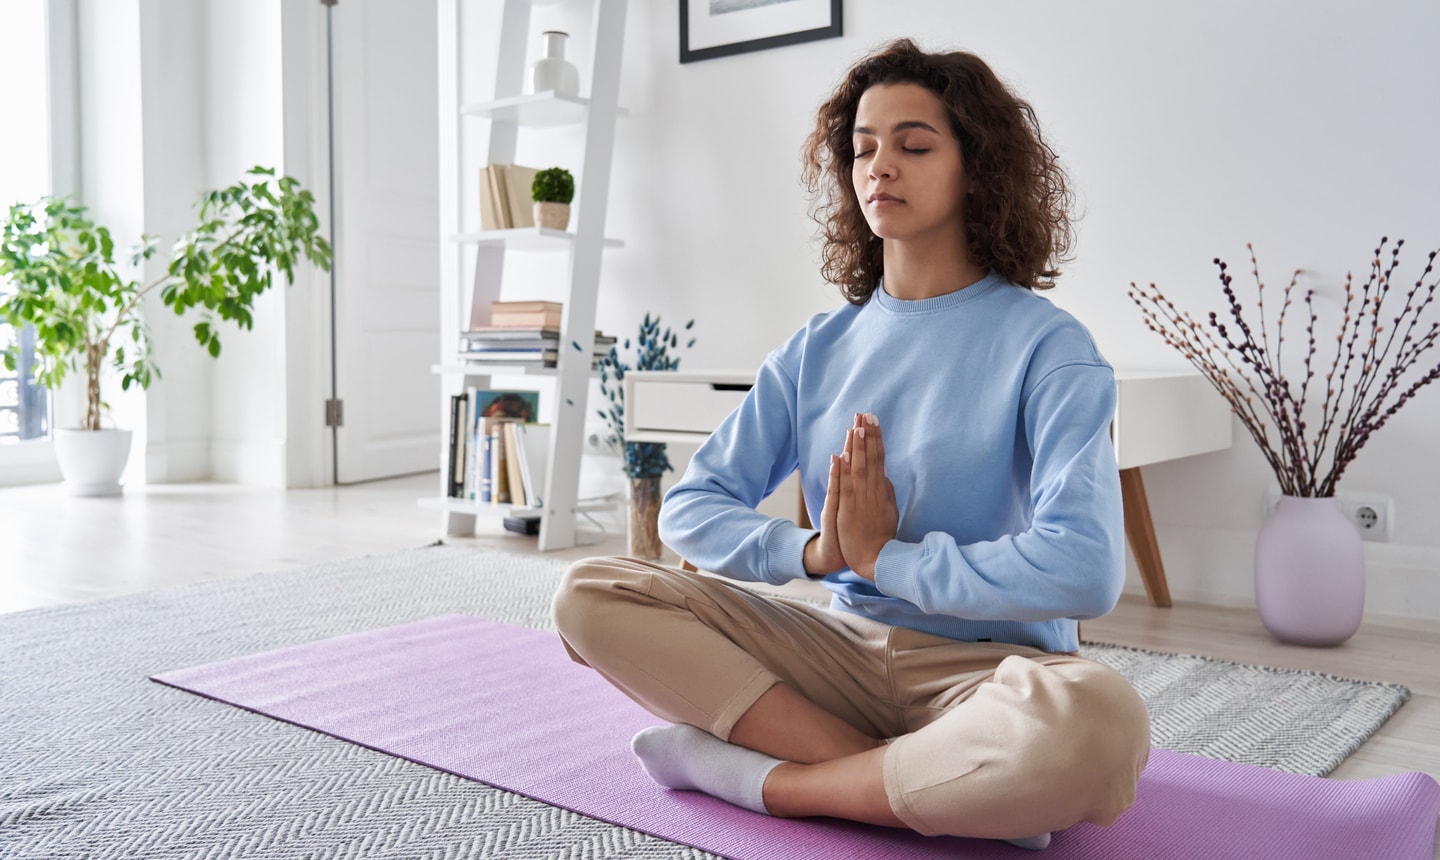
[325,399,344,427]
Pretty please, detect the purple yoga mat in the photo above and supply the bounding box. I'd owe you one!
[152,615,1440,860]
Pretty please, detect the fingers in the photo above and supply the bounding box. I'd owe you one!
[847,413,881,495]
[822,453,840,531]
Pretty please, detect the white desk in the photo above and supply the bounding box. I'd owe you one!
[625,369,1232,607]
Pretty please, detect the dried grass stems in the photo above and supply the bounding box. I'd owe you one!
[1129,238,1440,497]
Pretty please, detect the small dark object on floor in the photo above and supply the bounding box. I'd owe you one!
[503,516,541,535]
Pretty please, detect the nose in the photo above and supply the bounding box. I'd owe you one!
[869,143,896,180]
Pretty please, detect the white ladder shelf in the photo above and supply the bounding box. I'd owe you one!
[431,0,628,550]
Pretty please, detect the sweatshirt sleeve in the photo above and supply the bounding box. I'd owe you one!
[871,361,1126,621]
[657,352,819,586]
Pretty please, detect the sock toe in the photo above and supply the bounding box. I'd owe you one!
[1003,832,1052,850]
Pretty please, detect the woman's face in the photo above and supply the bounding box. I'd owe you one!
[850,83,970,244]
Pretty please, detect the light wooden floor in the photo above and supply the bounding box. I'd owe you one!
[3,473,1437,852]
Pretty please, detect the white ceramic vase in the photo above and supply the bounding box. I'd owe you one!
[525,30,580,97]
[1253,495,1365,646]
[53,428,134,497]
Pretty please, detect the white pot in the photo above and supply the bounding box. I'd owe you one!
[53,428,134,497]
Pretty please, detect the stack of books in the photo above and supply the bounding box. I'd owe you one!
[459,301,616,368]
[479,164,540,230]
[446,387,549,507]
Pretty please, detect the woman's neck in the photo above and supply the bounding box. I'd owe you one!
[881,236,987,300]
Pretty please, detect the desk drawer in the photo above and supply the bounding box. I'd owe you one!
[630,379,751,436]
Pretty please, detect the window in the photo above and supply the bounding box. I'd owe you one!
[0,0,53,444]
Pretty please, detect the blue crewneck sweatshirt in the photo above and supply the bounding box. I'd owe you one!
[657,271,1124,653]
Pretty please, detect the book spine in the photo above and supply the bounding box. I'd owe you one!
[503,422,526,509]
[488,164,512,229]
[462,391,476,499]
[478,169,499,231]
[478,432,493,503]
[488,311,564,329]
[490,300,562,313]
[513,423,534,509]
[447,393,463,497]
[489,425,506,504]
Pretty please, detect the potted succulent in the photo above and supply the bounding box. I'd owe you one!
[1130,238,1440,645]
[596,313,696,559]
[0,166,332,495]
[531,167,574,231]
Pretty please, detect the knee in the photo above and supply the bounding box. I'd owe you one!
[550,557,623,644]
[1047,660,1151,823]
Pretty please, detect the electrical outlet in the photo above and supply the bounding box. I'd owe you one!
[1262,489,1393,542]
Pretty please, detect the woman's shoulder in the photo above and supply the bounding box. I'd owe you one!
[988,284,1109,368]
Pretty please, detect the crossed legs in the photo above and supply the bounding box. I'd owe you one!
[552,557,1149,844]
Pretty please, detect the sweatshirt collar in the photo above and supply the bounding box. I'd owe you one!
[873,270,1005,314]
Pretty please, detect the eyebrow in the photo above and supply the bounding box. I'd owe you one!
[852,120,941,136]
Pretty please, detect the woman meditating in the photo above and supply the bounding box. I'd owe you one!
[552,39,1150,850]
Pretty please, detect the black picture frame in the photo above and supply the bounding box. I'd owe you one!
[680,0,842,64]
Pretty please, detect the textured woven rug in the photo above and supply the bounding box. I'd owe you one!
[0,544,1424,859]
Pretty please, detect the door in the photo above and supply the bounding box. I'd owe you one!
[329,0,442,483]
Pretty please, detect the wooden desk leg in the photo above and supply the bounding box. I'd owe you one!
[1119,467,1173,607]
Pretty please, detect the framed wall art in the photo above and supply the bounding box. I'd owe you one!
[680,0,842,64]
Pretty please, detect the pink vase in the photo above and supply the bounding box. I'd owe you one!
[1253,495,1365,646]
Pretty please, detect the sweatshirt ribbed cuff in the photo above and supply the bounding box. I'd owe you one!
[761,521,818,584]
[871,539,925,603]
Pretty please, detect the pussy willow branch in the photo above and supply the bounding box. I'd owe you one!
[1129,238,1440,497]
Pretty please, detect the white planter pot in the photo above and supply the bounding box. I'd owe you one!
[53,428,134,497]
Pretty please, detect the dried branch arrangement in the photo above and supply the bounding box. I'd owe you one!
[1130,238,1439,497]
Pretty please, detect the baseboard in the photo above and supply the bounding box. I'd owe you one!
[143,438,210,483]
[1130,524,1440,622]
[0,440,61,487]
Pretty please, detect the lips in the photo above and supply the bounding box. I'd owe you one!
[868,192,902,206]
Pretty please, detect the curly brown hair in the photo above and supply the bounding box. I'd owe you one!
[801,39,1074,303]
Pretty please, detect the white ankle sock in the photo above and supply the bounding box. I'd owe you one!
[635,725,1051,847]
[1004,832,1052,850]
[631,724,782,815]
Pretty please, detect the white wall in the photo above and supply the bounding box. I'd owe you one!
[54,1,1439,618]
[202,0,291,486]
[63,0,315,489]
[516,0,1440,618]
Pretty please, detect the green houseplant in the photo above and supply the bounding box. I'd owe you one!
[0,166,332,493]
[596,313,696,559]
[531,167,574,231]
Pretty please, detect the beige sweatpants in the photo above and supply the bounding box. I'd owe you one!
[552,556,1151,840]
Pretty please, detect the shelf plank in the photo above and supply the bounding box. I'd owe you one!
[461,92,629,127]
[452,227,623,251]
[431,362,554,376]
[417,495,620,516]
[461,93,589,127]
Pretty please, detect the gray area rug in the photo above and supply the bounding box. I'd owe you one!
[0,544,1411,859]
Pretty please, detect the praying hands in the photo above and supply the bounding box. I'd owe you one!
[802,412,899,580]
